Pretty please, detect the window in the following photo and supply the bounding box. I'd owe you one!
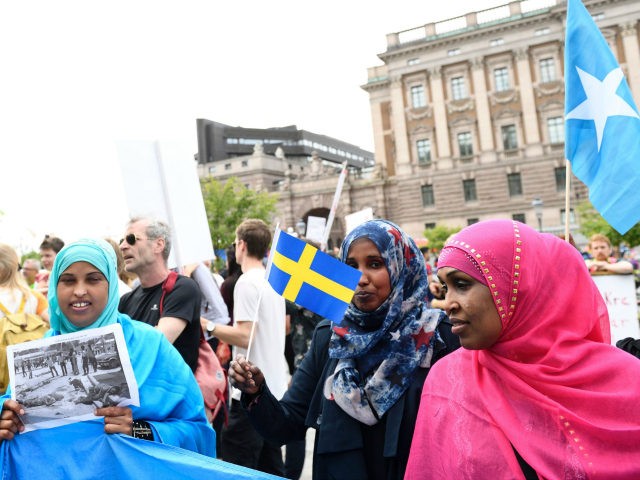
[512,213,526,223]
[451,77,467,100]
[501,124,518,150]
[507,173,523,197]
[561,208,576,225]
[490,38,504,47]
[417,139,431,165]
[241,160,248,167]
[555,166,566,192]
[539,58,556,83]
[547,117,564,144]
[463,179,477,202]
[494,67,510,92]
[208,165,216,174]
[467,218,479,225]
[224,163,231,170]
[424,222,436,230]
[421,184,435,207]
[458,132,473,157]
[411,85,426,108]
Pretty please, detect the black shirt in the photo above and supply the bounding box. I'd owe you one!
[119,275,201,372]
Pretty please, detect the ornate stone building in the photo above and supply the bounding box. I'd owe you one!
[198,0,640,246]
[362,0,640,239]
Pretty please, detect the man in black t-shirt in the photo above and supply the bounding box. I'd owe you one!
[118,217,201,372]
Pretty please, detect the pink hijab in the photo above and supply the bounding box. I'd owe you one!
[406,220,640,479]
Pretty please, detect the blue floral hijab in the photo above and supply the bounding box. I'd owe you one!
[326,219,443,425]
[48,239,121,334]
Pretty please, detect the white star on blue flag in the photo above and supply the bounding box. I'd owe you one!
[565,0,640,234]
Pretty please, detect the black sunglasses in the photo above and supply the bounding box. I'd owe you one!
[119,234,148,246]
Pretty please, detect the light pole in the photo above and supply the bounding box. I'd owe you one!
[531,197,544,231]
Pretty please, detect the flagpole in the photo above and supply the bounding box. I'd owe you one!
[321,161,348,252]
[564,160,572,242]
[244,287,264,363]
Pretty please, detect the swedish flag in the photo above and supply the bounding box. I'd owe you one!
[266,229,361,324]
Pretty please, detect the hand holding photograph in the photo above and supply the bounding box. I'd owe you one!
[7,323,139,432]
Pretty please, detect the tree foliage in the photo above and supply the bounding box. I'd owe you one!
[201,177,278,251]
[423,225,462,252]
[577,200,640,248]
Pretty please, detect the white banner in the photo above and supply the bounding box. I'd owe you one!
[305,216,326,244]
[117,140,214,268]
[591,274,640,345]
[344,207,374,236]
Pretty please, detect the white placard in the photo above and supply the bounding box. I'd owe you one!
[591,274,640,345]
[305,216,326,243]
[7,323,138,432]
[117,140,214,268]
[344,207,374,235]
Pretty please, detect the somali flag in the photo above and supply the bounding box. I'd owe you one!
[266,229,361,324]
[0,422,284,479]
[565,0,640,234]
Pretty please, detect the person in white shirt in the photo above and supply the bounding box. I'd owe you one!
[210,219,287,477]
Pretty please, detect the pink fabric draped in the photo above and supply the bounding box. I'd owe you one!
[405,220,640,479]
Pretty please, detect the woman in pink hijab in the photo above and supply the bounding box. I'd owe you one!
[405,220,640,479]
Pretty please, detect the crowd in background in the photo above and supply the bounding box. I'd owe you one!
[1,219,640,479]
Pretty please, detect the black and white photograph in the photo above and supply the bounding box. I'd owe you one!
[7,323,138,432]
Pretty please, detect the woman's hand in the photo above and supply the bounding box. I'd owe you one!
[229,355,265,396]
[0,400,25,441]
[95,406,133,435]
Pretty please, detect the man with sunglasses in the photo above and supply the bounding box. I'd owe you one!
[118,217,201,373]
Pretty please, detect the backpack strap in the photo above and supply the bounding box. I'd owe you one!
[17,295,26,314]
[159,271,179,317]
[0,295,26,317]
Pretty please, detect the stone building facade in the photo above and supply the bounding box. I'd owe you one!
[362,0,640,239]
[198,0,640,246]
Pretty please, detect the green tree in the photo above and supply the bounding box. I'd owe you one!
[577,200,640,248]
[201,176,278,252]
[423,225,462,252]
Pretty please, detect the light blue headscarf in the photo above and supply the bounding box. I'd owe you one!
[48,238,120,334]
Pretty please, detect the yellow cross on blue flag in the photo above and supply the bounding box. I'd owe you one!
[266,229,361,324]
[565,0,640,234]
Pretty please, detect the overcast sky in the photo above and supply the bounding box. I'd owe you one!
[0,0,510,253]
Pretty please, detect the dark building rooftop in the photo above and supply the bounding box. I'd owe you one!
[196,119,374,169]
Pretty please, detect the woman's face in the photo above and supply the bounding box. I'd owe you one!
[346,238,391,312]
[437,267,502,349]
[57,261,109,328]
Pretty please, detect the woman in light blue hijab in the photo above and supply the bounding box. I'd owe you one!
[0,239,217,475]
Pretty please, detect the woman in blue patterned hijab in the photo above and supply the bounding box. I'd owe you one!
[327,219,443,425]
[228,219,457,479]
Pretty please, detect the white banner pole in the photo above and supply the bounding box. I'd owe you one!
[321,161,348,252]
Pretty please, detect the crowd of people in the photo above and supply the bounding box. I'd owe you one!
[0,216,638,479]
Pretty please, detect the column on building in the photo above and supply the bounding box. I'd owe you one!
[514,48,542,156]
[369,99,388,173]
[428,67,452,166]
[389,76,412,175]
[621,22,640,105]
[471,58,495,161]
